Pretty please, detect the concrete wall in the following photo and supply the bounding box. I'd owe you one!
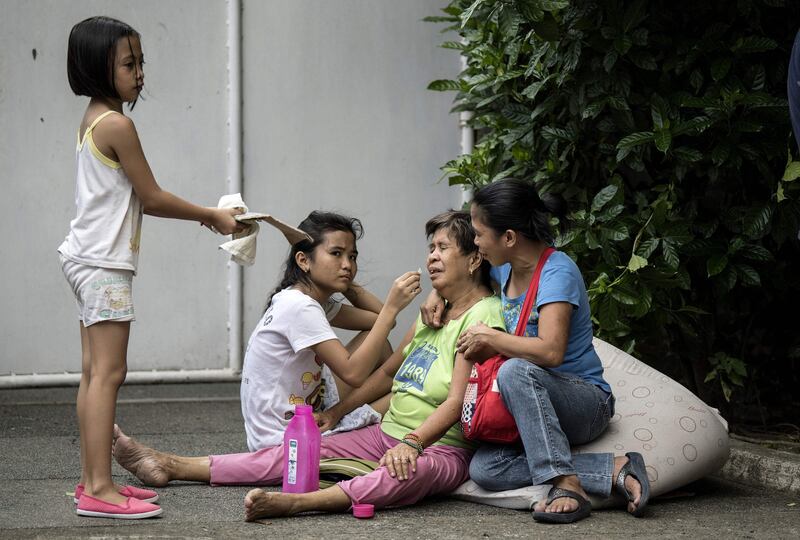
[0,0,461,382]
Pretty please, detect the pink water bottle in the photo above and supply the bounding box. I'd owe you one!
[282,404,321,493]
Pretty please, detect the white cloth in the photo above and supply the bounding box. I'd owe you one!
[320,365,382,436]
[58,111,143,273]
[217,193,258,266]
[240,289,341,451]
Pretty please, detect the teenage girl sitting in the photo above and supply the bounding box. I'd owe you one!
[238,210,421,451]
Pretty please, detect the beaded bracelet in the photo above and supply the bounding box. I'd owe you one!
[400,438,424,456]
[404,432,423,444]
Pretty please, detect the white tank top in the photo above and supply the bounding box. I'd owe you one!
[58,111,143,273]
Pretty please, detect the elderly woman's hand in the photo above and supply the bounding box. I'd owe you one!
[378,443,420,481]
[457,322,500,362]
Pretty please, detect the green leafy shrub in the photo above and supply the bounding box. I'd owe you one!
[428,0,800,420]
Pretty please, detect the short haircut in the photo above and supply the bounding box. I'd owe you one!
[425,210,477,255]
[67,16,139,100]
[425,210,491,287]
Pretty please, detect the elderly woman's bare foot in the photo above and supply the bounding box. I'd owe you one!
[244,489,298,521]
[112,424,170,487]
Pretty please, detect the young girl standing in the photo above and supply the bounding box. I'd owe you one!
[59,16,243,519]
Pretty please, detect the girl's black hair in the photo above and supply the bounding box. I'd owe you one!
[265,211,364,309]
[425,210,491,288]
[67,16,140,108]
[471,178,568,245]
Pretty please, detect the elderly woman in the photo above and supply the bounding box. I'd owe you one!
[113,210,504,520]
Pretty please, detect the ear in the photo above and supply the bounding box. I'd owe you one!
[295,251,311,273]
[468,252,483,275]
[503,229,517,248]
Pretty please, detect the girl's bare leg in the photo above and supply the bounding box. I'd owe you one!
[244,485,351,521]
[113,425,211,485]
[82,321,129,505]
[76,322,91,487]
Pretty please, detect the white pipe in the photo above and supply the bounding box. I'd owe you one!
[459,52,474,207]
[0,369,241,389]
[227,0,244,373]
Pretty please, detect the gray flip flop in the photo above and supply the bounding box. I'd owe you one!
[615,451,651,517]
[532,486,592,524]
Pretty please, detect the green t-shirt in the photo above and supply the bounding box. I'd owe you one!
[380,296,505,449]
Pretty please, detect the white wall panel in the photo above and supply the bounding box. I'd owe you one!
[0,0,461,382]
[0,1,232,376]
[240,0,462,346]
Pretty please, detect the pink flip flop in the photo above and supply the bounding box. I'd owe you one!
[73,484,159,504]
[76,494,163,519]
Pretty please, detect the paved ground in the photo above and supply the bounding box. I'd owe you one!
[2,382,799,539]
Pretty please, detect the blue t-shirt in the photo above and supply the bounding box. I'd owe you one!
[490,251,611,393]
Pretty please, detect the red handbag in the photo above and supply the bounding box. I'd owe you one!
[461,247,555,443]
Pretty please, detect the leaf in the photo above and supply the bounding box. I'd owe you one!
[422,16,459,23]
[591,185,619,212]
[711,57,732,81]
[739,244,773,261]
[653,129,672,153]
[427,79,461,91]
[539,0,570,10]
[499,6,521,37]
[602,222,630,241]
[637,238,660,258]
[672,116,712,136]
[732,36,779,54]
[610,286,639,305]
[783,161,800,182]
[460,0,485,28]
[672,147,703,162]
[617,131,654,149]
[661,240,679,269]
[604,50,619,73]
[629,51,657,70]
[651,96,667,129]
[735,264,761,286]
[707,254,728,277]
[627,254,648,272]
[742,205,773,238]
[689,70,704,93]
[440,41,466,50]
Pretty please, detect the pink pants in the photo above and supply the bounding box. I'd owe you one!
[209,424,472,508]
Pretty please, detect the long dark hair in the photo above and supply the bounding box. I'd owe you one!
[67,16,141,109]
[471,178,567,244]
[265,211,363,309]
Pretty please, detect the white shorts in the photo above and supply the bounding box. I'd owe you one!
[59,255,135,327]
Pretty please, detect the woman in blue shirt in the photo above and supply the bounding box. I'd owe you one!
[427,179,650,523]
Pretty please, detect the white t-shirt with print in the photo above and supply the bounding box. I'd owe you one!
[240,288,341,451]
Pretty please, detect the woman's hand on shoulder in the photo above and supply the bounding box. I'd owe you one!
[384,270,422,314]
[419,289,445,329]
[378,442,419,481]
[457,322,500,363]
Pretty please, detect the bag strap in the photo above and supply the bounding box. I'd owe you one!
[512,247,555,336]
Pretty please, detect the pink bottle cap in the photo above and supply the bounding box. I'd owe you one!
[352,503,374,519]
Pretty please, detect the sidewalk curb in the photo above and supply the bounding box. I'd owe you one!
[713,439,800,495]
